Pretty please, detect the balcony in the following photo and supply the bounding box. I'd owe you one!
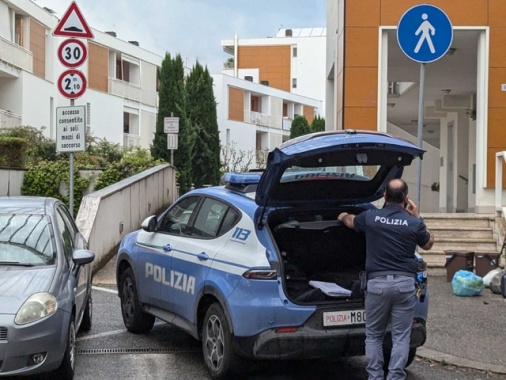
[109,78,142,102]
[0,109,22,128]
[245,110,271,127]
[0,37,32,76]
[123,133,140,147]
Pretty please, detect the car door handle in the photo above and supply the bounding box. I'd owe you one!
[197,252,209,261]
[163,244,173,252]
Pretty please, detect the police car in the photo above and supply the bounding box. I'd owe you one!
[116,130,429,379]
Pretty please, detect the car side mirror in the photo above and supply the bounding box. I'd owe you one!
[72,249,95,265]
[141,215,157,232]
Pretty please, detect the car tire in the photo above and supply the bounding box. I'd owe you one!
[79,295,92,332]
[119,267,155,333]
[202,303,241,379]
[54,319,76,380]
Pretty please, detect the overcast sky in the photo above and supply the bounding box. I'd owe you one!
[34,0,326,73]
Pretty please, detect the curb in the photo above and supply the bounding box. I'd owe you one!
[417,347,506,375]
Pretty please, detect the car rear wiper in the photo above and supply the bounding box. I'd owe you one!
[0,261,35,267]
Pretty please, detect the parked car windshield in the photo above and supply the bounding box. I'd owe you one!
[0,214,55,265]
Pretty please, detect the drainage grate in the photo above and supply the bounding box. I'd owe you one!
[77,347,200,355]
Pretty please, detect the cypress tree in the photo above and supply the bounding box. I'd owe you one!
[186,62,221,188]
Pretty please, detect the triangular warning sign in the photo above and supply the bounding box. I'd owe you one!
[53,1,94,39]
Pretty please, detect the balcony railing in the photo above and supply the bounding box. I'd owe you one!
[109,78,142,102]
[244,110,270,127]
[0,36,33,74]
[282,117,292,131]
[123,133,140,147]
[0,109,22,128]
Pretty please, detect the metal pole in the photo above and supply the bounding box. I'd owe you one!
[170,112,174,166]
[69,99,74,216]
[415,63,426,210]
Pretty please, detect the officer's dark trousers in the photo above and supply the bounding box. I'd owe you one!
[365,275,416,380]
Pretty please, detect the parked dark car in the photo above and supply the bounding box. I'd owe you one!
[0,196,95,379]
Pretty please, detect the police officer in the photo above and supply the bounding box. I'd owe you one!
[338,178,434,380]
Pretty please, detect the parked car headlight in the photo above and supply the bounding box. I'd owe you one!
[15,293,58,325]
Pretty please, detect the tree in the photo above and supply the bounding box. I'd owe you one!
[186,62,221,188]
[311,115,325,132]
[290,115,311,138]
[151,53,193,194]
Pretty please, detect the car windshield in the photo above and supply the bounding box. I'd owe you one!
[280,164,380,183]
[0,214,56,266]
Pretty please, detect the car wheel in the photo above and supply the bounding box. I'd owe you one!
[202,303,241,379]
[79,295,92,332]
[54,319,76,380]
[120,267,155,333]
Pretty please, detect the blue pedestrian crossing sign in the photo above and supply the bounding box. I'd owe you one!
[397,4,453,63]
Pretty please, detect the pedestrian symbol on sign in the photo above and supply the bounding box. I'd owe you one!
[414,14,435,54]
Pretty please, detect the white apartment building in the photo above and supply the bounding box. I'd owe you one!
[0,0,161,149]
[216,27,326,169]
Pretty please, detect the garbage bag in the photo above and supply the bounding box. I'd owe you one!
[452,270,483,297]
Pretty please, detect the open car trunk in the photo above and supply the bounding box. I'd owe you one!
[268,208,367,305]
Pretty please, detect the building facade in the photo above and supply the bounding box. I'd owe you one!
[326,0,506,214]
[218,28,326,169]
[0,0,161,150]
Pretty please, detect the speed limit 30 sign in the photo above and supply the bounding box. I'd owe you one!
[57,69,87,99]
[58,39,87,68]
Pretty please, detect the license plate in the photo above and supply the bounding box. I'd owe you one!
[323,310,366,327]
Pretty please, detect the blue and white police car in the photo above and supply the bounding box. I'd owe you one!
[116,130,429,379]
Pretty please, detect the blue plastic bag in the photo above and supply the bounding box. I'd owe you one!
[451,270,483,297]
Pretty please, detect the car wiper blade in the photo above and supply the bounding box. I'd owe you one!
[0,261,35,267]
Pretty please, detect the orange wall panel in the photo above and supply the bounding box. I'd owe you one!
[486,148,506,188]
[88,42,108,93]
[345,27,378,68]
[238,46,291,92]
[488,68,506,108]
[303,106,315,124]
[487,108,506,147]
[489,0,506,27]
[380,0,488,26]
[29,19,45,79]
[345,0,380,27]
[344,67,378,107]
[489,27,506,68]
[344,107,377,131]
[228,86,244,122]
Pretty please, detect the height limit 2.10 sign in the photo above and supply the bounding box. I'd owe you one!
[57,69,87,99]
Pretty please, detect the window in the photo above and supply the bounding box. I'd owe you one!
[292,78,297,89]
[56,207,78,263]
[293,47,297,58]
[159,197,200,235]
[192,198,235,238]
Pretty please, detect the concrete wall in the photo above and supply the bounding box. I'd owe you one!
[75,164,177,272]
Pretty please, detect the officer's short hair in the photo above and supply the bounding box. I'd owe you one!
[385,179,408,204]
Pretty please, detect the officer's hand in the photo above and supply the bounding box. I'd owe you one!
[405,198,419,218]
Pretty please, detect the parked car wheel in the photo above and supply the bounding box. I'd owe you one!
[120,267,155,333]
[54,319,76,380]
[80,295,92,332]
[202,303,241,379]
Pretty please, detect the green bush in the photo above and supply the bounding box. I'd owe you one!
[0,136,27,168]
[0,126,59,165]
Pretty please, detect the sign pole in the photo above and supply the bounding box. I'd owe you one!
[69,99,75,216]
[415,63,426,209]
[170,112,174,165]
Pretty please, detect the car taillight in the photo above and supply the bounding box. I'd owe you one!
[242,269,277,280]
[275,327,298,333]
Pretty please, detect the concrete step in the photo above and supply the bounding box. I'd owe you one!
[421,238,498,252]
[429,227,494,239]
[422,213,494,229]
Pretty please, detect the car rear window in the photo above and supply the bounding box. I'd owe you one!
[0,214,55,265]
[281,165,381,183]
